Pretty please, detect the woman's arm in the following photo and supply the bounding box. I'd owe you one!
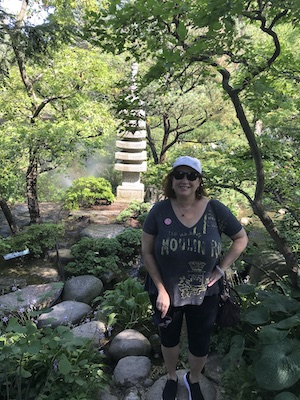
[208,227,248,287]
[142,231,170,317]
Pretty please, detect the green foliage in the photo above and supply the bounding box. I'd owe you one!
[141,162,170,195]
[37,172,67,202]
[221,282,300,398]
[65,228,143,278]
[98,278,151,329]
[115,201,151,225]
[63,177,115,210]
[0,34,124,205]
[89,0,300,287]
[210,326,234,356]
[115,228,142,261]
[0,318,108,400]
[0,223,64,258]
[65,237,121,278]
[221,360,257,400]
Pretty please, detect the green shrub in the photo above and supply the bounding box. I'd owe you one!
[98,278,152,329]
[63,177,115,210]
[0,223,64,258]
[65,229,144,278]
[137,211,149,226]
[0,318,108,400]
[65,237,122,278]
[115,201,150,225]
[116,228,142,261]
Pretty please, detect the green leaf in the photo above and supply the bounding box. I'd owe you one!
[276,313,300,329]
[177,21,187,40]
[6,318,26,333]
[20,367,32,378]
[222,335,245,370]
[26,342,41,354]
[107,312,117,328]
[58,356,72,375]
[273,393,299,400]
[259,292,300,314]
[243,305,270,325]
[75,378,85,386]
[235,284,256,296]
[125,298,136,308]
[253,339,300,390]
[258,324,289,344]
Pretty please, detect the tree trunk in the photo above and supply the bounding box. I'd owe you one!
[160,113,170,164]
[146,122,159,164]
[0,198,19,234]
[26,149,41,224]
[221,72,299,286]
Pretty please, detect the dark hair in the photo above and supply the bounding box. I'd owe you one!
[162,171,207,199]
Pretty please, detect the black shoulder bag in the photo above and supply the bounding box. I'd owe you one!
[216,274,241,328]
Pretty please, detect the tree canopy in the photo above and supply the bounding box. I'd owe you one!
[86,0,300,282]
[0,0,125,222]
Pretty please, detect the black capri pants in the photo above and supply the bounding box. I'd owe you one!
[157,295,219,357]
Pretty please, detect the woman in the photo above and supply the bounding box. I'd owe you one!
[142,156,248,400]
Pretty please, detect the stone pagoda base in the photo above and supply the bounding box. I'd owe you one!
[116,183,145,202]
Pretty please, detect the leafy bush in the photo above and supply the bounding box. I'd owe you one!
[98,278,151,329]
[63,177,115,210]
[65,237,122,278]
[0,223,64,258]
[116,228,142,261]
[221,282,300,399]
[0,318,108,400]
[115,201,150,225]
[65,229,143,278]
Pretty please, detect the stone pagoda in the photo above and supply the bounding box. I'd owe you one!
[115,63,147,202]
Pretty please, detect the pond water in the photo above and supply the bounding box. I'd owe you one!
[0,255,59,294]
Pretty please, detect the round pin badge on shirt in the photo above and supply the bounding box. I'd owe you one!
[164,218,172,225]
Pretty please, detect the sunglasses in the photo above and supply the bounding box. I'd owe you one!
[172,170,200,181]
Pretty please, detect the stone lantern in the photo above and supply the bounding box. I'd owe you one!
[115,63,147,202]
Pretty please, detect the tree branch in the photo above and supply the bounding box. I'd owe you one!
[31,95,71,120]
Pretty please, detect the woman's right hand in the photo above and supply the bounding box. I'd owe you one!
[156,289,170,318]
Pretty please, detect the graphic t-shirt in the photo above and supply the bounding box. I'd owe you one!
[143,199,242,307]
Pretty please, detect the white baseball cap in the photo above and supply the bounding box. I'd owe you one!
[172,156,202,174]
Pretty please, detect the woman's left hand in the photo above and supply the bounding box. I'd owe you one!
[207,268,223,287]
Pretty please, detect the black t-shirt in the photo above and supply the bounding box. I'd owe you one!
[143,199,242,306]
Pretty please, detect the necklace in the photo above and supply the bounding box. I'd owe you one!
[177,202,195,217]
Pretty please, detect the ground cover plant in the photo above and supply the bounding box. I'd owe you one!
[220,279,300,399]
[0,310,108,400]
[96,277,152,330]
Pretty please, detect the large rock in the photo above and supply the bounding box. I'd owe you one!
[71,320,106,347]
[145,369,216,400]
[113,355,151,386]
[108,329,151,361]
[0,277,27,295]
[80,224,125,239]
[62,275,103,304]
[98,393,118,400]
[204,352,223,385]
[37,300,91,328]
[0,282,64,314]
